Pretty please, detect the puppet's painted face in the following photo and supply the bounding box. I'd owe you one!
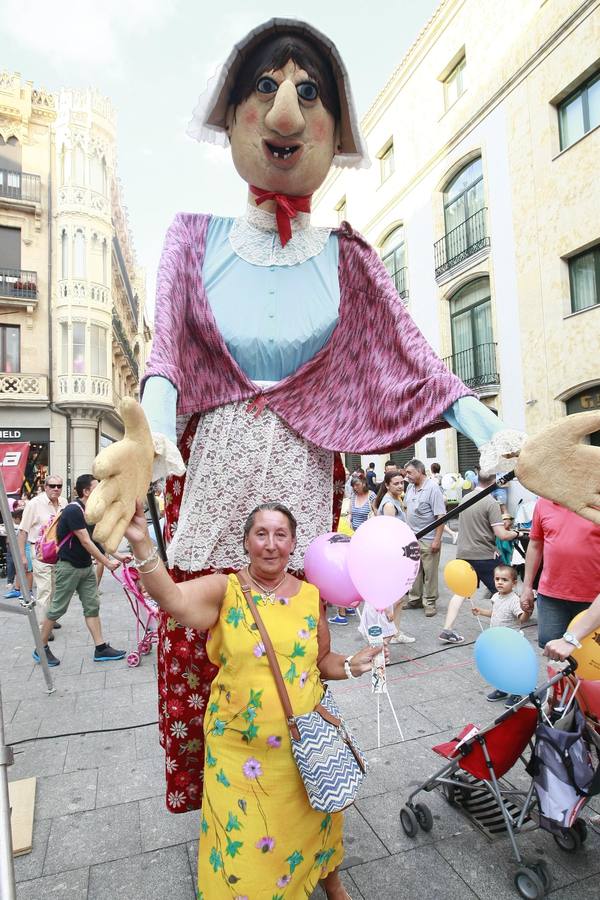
[226,59,337,196]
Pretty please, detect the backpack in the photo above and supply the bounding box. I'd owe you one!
[35,505,75,564]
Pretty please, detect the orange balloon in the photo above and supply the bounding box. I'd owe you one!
[444,559,478,597]
[568,611,600,680]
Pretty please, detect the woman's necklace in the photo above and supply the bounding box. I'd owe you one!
[246,567,288,605]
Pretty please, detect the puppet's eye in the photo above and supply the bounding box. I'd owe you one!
[256,76,278,94]
[297,82,319,101]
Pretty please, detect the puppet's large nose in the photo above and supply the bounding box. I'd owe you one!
[264,80,304,136]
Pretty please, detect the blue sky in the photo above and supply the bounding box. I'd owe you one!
[1,0,439,310]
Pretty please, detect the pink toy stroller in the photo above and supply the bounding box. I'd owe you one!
[112,564,159,667]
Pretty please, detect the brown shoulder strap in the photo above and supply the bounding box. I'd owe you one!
[236,574,300,741]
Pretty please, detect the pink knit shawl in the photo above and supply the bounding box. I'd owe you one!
[142,213,473,454]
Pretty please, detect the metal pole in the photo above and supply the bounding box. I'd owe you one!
[146,489,167,564]
[0,473,54,692]
[0,683,16,900]
[415,470,516,539]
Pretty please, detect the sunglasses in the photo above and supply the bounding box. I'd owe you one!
[46,483,62,489]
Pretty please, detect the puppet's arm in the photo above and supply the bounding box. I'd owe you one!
[141,376,186,480]
[442,396,526,472]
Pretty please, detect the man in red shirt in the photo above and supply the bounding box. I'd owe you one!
[521,499,600,646]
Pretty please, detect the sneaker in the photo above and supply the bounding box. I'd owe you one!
[4,589,22,599]
[505,694,522,708]
[345,608,357,616]
[93,644,126,662]
[439,629,465,644]
[424,606,437,617]
[52,622,62,630]
[47,632,55,641]
[487,689,508,702]
[328,615,348,626]
[390,631,416,644]
[32,645,60,667]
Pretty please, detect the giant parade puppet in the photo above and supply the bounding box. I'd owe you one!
[86,19,600,816]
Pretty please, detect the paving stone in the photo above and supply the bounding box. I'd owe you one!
[101,699,158,729]
[74,684,133,710]
[13,695,77,722]
[5,718,39,744]
[88,845,196,900]
[13,818,51,882]
[44,670,106,696]
[135,722,162,760]
[340,804,390,869]
[139,795,200,852]
[16,866,89,899]
[548,873,600,898]
[131,680,159,704]
[63,728,136,773]
[38,707,100,739]
[357,785,470,854]
[344,704,441,752]
[104,663,157,688]
[35,769,98,820]
[436,830,576,899]
[10,737,69,780]
[96,754,165,807]
[44,801,142,874]
[350,844,479,898]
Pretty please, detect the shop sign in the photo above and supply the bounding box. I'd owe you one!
[0,442,30,492]
[0,428,50,443]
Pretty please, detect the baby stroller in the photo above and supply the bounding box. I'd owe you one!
[112,564,159,667]
[400,660,600,898]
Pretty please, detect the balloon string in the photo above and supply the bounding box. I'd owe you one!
[468,597,485,632]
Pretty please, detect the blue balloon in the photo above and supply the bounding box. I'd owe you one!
[474,627,538,695]
[465,470,478,484]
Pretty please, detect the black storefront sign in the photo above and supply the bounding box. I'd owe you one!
[0,428,50,442]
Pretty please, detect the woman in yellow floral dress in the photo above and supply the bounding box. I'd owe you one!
[125,501,382,899]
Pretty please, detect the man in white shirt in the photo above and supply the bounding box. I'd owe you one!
[18,475,67,622]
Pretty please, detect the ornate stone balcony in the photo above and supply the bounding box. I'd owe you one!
[0,373,49,405]
[57,374,112,406]
[0,269,38,310]
[58,279,109,306]
[57,185,110,219]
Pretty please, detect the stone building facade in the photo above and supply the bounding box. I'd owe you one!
[0,73,150,497]
[313,0,600,478]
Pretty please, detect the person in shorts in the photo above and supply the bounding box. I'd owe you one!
[32,474,129,668]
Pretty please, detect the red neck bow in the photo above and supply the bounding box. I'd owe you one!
[249,186,312,247]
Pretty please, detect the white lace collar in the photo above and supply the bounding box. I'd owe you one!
[228,204,331,267]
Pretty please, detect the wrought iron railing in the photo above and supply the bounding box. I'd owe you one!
[0,268,38,299]
[443,342,499,390]
[112,309,139,380]
[434,208,489,276]
[0,168,41,203]
[390,266,408,299]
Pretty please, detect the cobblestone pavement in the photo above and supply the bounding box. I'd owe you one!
[2,540,599,899]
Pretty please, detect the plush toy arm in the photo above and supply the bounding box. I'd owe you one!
[85,399,155,553]
[443,397,527,472]
[516,410,600,525]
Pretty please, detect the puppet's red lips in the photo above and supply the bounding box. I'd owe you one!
[262,140,303,167]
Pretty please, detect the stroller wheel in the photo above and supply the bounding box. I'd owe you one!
[573,819,588,843]
[126,651,141,668]
[553,826,582,853]
[400,805,419,838]
[532,860,551,892]
[514,866,545,899]
[414,802,434,832]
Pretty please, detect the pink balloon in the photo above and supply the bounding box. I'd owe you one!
[348,517,420,610]
[304,533,363,607]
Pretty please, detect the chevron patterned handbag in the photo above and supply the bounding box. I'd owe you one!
[238,576,368,813]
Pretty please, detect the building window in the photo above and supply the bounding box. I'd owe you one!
[0,325,20,373]
[61,229,68,279]
[569,244,600,313]
[335,196,346,224]
[72,322,86,374]
[90,324,107,377]
[449,277,498,389]
[381,226,408,299]
[73,229,86,278]
[378,141,394,183]
[444,55,466,109]
[60,323,69,374]
[434,157,488,276]
[559,72,600,150]
[102,239,108,285]
[566,387,600,446]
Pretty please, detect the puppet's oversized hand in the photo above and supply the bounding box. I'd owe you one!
[85,398,154,553]
[515,411,600,525]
